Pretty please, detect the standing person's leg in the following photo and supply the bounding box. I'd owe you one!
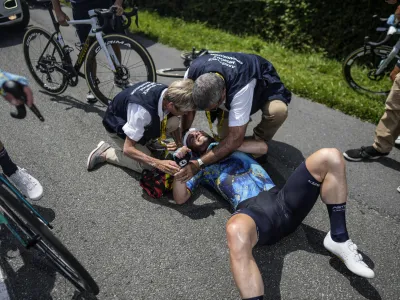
[87,134,153,172]
[71,1,98,103]
[0,140,43,200]
[373,73,400,153]
[0,140,18,177]
[344,74,400,161]
[226,214,263,300]
[253,100,288,142]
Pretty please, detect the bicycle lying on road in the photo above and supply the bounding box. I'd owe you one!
[0,81,99,295]
[343,15,400,96]
[23,2,156,106]
[156,48,219,78]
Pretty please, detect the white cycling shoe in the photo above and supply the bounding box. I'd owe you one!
[9,167,43,201]
[324,231,375,279]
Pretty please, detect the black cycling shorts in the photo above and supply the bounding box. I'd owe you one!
[233,162,321,245]
[71,0,117,43]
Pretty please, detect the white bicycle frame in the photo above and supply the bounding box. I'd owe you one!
[375,26,400,74]
[56,9,120,72]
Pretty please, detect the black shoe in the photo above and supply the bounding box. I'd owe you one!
[343,146,389,161]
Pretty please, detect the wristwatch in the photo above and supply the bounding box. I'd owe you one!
[197,158,205,170]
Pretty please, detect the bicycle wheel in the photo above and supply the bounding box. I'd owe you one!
[180,49,220,61]
[85,34,156,106]
[23,27,68,95]
[343,45,399,96]
[156,68,187,78]
[0,184,99,295]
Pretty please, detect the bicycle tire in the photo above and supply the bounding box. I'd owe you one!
[343,45,399,96]
[180,49,220,61]
[0,183,99,295]
[23,27,68,95]
[85,34,156,106]
[156,68,188,78]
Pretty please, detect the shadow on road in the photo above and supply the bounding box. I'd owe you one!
[0,205,56,300]
[0,28,29,48]
[47,94,106,119]
[374,156,400,172]
[0,205,95,300]
[254,224,380,300]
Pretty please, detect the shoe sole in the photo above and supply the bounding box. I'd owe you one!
[87,141,106,170]
[343,152,384,162]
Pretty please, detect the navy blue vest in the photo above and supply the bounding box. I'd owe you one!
[187,52,291,114]
[103,82,167,145]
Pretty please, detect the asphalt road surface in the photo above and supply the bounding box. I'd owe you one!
[0,4,399,300]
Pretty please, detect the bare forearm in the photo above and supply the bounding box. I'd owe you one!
[123,144,159,168]
[181,111,196,132]
[51,0,62,12]
[170,127,183,147]
[114,0,123,6]
[237,139,268,155]
[201,133,242,165]
[172,179,191,204]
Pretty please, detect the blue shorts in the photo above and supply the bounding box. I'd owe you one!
[233,162,321,245]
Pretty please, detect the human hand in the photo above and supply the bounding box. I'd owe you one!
[112,3,124,16]
[174,162,199,183]
[156,160,180,175]
[174,146,191,159]
[55,10,70,26]
[166,141,177,151]
[386,0,398,4]
[4,85,34,107]
[390,65,400,81]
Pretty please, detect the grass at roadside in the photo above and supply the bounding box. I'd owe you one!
[129,10,387,124]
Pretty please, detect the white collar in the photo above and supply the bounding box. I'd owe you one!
[158,88,168,119]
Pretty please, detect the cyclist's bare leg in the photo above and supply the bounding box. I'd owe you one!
[226,214,262,299]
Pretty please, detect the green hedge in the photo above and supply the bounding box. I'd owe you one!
[134,0,394,59]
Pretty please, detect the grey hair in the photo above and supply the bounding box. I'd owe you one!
[193,73,225,110]
[164,79,195,112]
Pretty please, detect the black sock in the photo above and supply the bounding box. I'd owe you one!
[0,147,18,177]
[327,203,349,243]
[243,297,263,300]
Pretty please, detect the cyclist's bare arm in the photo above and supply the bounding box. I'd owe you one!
[51,0,70,26]
[237,138,268,156]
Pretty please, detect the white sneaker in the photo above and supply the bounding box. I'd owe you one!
[397,186,400,193]
[86,91,97,103]
[8,167,43,201]
[323,231,375,279]
[395,136,400,145]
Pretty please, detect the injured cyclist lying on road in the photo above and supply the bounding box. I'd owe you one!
[171,128,375,300]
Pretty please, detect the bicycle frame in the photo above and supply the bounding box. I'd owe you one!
[371,26,400,75]
[37,5,119,81]
[0,173,52,247]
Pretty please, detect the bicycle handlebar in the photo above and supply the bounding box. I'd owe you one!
[93,6,139,33]
[367,33,393,47]
[2,81,44,122]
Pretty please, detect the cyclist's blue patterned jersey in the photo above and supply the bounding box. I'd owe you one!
[186,143,275,210]
[0,69,28,96]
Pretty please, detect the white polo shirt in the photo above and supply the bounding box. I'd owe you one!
[184,69,256,127]
[122,88,168,142]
